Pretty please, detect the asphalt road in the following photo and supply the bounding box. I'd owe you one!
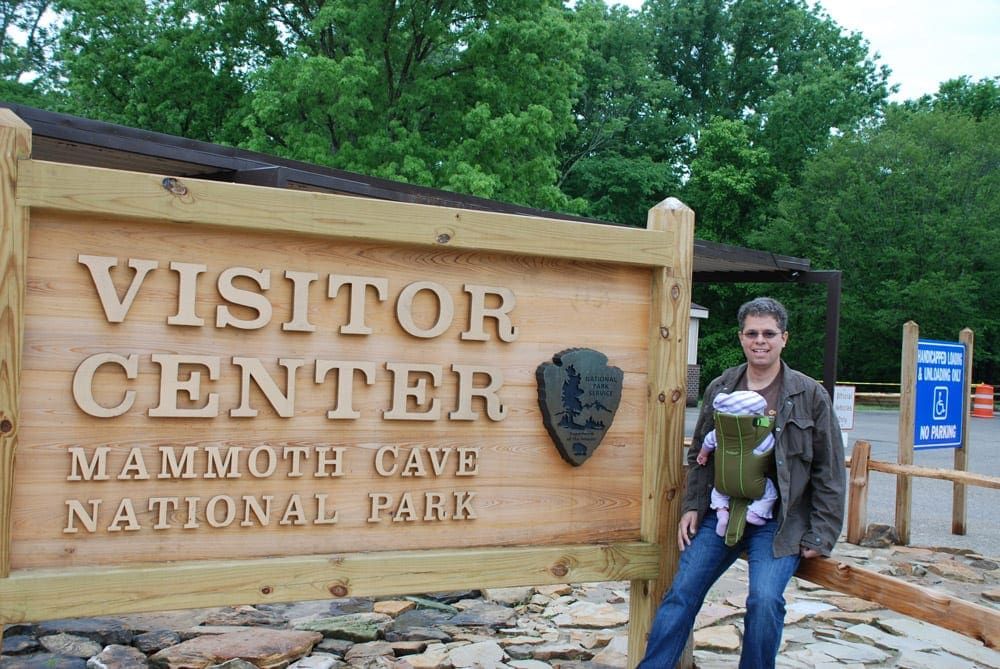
[684,407,1000,557]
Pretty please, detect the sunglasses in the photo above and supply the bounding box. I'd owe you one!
[740,330,782,340]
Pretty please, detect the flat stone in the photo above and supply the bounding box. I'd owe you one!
[134,630,182,654]
[206,660,257,669]
[37,618,133,647]
[548,601,628,629]
[390,609,455,630]
[148,628,322,669]
[39,633,102,658]
[202,606,287,627]
[694,624,741,652]
[589,635,628,667]
[777,647,840,665]
[878,617,1000,667]
[404,595,460,612]
[814,610,880,625]
[518,641,592,661]
[787,600,837,615]
[836,547,874,560]
[824,595,882,612]
[447,640,505,667]
[447,601,517,629]
[842,622,937,652]
[860,524,899,548]
[384,625,452,644]
[895,649,980,669]
[294,613,393,642]
[801,639,889,663]
[313,637,352,655]
[694,650,748,668]
[2,634,41,654]
[693,602,742,629]
[372,600,416,617]
[534,584,573,598]
[343,640,395,662]
[925,559,986,583]
[0,653,88,668]
[893,546,939,559]
[286,654,344,669]
[509,660,557,669]
[724,592,748,608]
[783,609,810,625]
[497,635,545,646]
[115,609,222,635]
[566,629,614,649]
[482,587,534,606]
[88,644,150,668]
[403,643,451,669]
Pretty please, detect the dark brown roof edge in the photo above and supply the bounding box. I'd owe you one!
[2,101,813,278]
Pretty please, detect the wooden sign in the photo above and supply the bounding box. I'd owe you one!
[0,108,694,666]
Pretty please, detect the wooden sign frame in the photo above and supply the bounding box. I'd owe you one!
[0,109,692,666]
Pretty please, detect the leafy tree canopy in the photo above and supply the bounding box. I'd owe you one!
[7,0,995,392]
[752,77,1000,383]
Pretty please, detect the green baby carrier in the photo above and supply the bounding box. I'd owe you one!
[713,411,776,546]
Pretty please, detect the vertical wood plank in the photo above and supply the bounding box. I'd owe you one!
[896,321,918,545]
[953,327,973,535]
[627,198,694,668]
[0,109,31,580]
[846,440,871,544]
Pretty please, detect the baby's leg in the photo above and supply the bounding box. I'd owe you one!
[746,479,778,525]
[711,488,730,536]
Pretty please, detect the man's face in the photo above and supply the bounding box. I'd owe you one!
[738,314,787,370]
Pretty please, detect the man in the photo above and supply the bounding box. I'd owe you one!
[638,296,845,669]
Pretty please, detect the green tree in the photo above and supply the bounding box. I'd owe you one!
[556,0,686,225]
[682,116,780,245]
[0,0,58,104]
[559,0,891,230]
[753,81,1000,383]
[242,0,584,211]
[50,0,264,144]
[907,75,1000,121]
[640,0,892,389]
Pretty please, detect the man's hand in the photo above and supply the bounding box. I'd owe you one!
[677,511,700,551]
[799,547,821,559]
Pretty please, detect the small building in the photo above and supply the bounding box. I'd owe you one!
[687,303,709,406]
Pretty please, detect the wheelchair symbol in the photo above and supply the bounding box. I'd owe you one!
[933,386,948,420]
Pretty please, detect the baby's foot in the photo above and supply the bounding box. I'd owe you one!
[746,510,767,526]
[715,508,729,536]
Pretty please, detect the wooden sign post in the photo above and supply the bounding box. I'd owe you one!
[896,322,974,545]
[0,108,692,667]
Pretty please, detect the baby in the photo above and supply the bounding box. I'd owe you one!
[697,390,778,537]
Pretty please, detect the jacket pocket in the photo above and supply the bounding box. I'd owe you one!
[782,416,815,462]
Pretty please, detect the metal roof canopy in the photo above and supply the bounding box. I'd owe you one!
[1,102,840,394]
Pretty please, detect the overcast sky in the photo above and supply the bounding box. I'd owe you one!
[608,0,1000,101]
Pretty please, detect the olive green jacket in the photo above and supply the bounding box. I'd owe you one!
[683,362,846,557]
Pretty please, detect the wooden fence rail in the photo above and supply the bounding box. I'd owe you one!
[825,438,1000,649]
[845,439,1000,544]
[794,557,999,649]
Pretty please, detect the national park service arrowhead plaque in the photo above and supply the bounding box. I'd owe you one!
[536,348,623,466]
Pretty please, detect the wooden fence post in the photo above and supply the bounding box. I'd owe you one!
[896,322,918,544]
[954,328,974,535]
[627,197,694,668]
[846,440,871,544]
[0,108,31,654]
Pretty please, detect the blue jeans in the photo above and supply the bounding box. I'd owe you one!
[637,511,801,669]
